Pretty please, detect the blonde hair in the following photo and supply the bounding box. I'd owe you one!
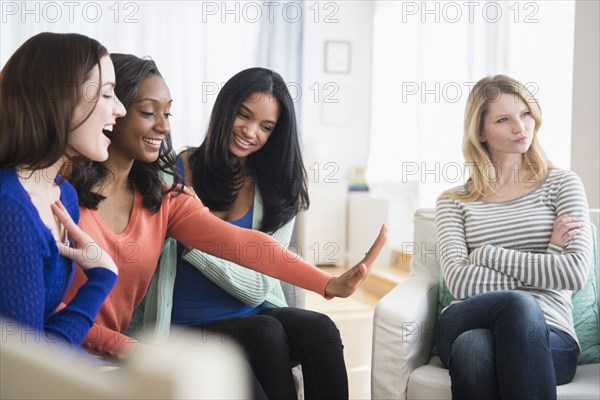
[445,75,553,202]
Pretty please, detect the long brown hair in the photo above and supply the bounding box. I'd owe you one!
[0,32,107,170]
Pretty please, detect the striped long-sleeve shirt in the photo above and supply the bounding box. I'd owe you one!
[435,169,593,345]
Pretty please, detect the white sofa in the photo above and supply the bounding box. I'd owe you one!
[1,321,251,399]
[1,286,305,399]
[371,208,600,399]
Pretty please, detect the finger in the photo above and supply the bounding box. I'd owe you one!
[559,222,583,236]
[568,229,581,237]
[362,225,388,266]
[182,186,201,202]
[56,242,75,261]
[356,263,368,280]
[352,264,369,292]
[556,215,576,225]
[51,202,80,244]
[367,225,387,256]
[54,199,74,220]
[342,264,367,296]
[177,184,196,196]
[51,201,79,234]
[346,262,366,277]
[564,222,583,230]
[52,201,96,246]
[562,228,581,241]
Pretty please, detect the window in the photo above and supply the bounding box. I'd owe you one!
[367,0,575,207]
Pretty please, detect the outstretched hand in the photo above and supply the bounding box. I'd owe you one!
[51,201,118,275]
[325,225,387,298]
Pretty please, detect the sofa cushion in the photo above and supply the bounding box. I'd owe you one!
[407,356,450,400]
[409,356,600,400]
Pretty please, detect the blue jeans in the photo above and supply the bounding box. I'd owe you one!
[435,291,578,400]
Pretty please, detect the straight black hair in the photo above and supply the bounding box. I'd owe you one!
[188,67,309,233]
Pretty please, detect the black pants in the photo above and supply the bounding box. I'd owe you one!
[187,307,348,399]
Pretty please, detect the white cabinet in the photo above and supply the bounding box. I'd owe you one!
[347,182,418,269]
[296,181,348,267]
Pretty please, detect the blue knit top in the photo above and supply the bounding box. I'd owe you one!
[0,168,117,347]
[170,156,269,326]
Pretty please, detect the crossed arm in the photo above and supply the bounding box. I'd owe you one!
[436,173,593,300]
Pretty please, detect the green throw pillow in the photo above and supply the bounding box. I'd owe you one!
[438,222,599,365]
[572,223,599,364]
[438,272,454,316]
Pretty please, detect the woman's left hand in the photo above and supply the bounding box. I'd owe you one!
[325,225,387,298]
[550,213,583,247]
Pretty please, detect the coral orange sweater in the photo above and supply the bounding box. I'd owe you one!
[64,189,333,358]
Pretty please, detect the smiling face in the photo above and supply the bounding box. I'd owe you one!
[229,92,280,161]
[68,55,126,162]
[109,75,173,163]
[480,92,535,163]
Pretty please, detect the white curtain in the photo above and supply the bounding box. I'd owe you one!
[1,1,306,151]
[256,1,304,128]
[367,0,575,207]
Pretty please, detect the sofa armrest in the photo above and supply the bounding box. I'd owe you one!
[1,319,250,399]
[371,274,439,400]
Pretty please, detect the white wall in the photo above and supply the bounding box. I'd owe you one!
[571,0,600,208]
[300,1,374,182]
[296,1,376,266]
[0,2,263,152]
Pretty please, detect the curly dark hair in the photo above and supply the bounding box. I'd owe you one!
[66,54,179,213]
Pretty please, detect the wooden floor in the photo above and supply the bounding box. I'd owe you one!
[304,266,403,399]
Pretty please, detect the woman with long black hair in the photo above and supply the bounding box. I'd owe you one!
[149,67,350,399]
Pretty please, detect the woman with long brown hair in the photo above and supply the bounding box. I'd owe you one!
[0,32,123,346]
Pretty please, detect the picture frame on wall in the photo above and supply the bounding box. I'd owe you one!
[324,41,351,74]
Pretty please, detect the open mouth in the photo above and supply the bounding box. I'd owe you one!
[102,125,113,138]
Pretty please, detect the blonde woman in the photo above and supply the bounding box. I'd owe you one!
[435,75,593,399]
